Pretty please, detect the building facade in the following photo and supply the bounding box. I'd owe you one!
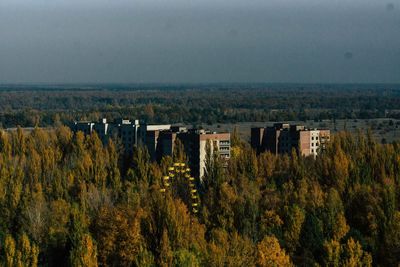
[143,124,172,161]
[73,121,95,136]
[73,118,141,153]
[72,119,230,179]
[176,130,230,179]
[155,129,231,179]
[251,123,330,157]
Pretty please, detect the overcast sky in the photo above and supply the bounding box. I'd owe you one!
[0,0,399,84]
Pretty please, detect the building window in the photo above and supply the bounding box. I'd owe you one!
[311,149,314,153]
[311,137,314,140]
[316,136,319,140]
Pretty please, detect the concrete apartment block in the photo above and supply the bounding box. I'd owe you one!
[251,123,330,157]
[72,119,230,179]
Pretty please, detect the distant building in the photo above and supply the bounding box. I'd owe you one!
[71,119,230,178]
[73,119,174,155]
[72,118,141,153]
[251,123,330,157]
[156,126,188,161]
[157,129,230,179]
[143,124,172,160]
[114,119,141,153]
[93,118,111,145]
[190,130,230,179]
[73,121,95,136]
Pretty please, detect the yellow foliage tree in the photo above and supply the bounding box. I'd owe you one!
[159,229,173,267]
[342,238,372,267]
[256,235,293,267]
[323,239,341,267]
[324,237,372,267]
[4,235,16,267]
[92,206,142,266]
[3,233,39,267]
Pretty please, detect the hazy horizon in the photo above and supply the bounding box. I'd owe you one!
[0,0,399,84]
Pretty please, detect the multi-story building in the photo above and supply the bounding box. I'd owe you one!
[73,118,141,153]
[73,119,173,156]
[114,119,141,153]
[72,119,230,179]
[251,123,330,157]
[158,129,231,179]
[143,124,172,160]
[195,130,230,178]
[73,121,95,136]
[92,118,112,144]
[156,126,187,160]
[298,129,330,157]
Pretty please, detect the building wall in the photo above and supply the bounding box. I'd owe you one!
[265,127,279,154]
[73,122,94,135]
[169,131,231,179]
[309,130,320,156]
[158,131,177,160]
[278,129,291,154]
[251,128,264,152]
[73,119,142,153]
[198,133,231,179]
[145,130,161,161]
[118,124,138,153]
[252,123,330,157]
[72,119,231,179]
[93,122,109,144]
[299,131,311,156]
[176,132,200,177]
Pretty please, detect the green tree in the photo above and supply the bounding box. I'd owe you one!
[283,205,305,254]
[70,233,98,267]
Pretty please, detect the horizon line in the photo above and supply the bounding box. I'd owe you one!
[0,82,399,87]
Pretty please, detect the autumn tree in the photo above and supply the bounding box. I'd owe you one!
[256,235,292,267]
[91,206,142,266]
[2,233,39,267]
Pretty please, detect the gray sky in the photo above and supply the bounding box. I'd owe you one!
[0,0,399,83]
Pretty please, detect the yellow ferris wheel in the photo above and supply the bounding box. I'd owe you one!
[160,162,200,214]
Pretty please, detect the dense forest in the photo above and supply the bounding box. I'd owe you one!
[0,84,400,127]
[0,126,399,266]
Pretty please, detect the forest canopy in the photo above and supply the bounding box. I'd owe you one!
[0,126,399,266]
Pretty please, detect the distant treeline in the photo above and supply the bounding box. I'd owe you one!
[0,84,399,127]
